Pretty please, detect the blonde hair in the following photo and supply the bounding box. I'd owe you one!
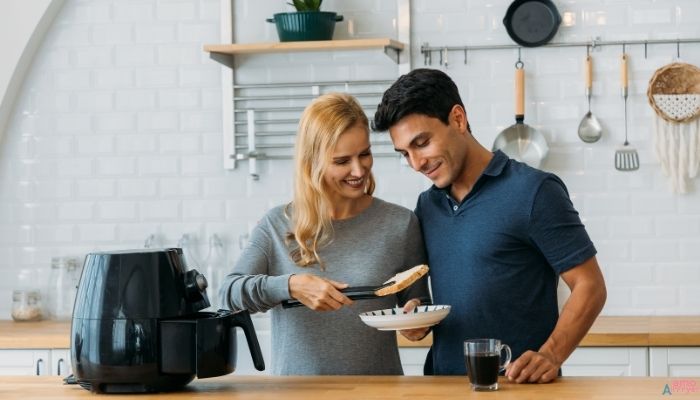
[286,93,375,267]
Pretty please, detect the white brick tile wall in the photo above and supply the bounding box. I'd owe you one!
[159,177,201,197]
[95,69,135,89]
[134,24,177,44]
[137,69,179,88]
[140,200,181,221]
[97,157,137,176]
[97,201,138,221]
[1,0,699,318]
[77,178,116,198]
[113,2,155,22]
[78,224,118,242]
[77,135,115,155]
[91,24,134,45]
[117,178,159,198]
[138,156,179,175]
[137,111,179,132]
[57,202,96,221]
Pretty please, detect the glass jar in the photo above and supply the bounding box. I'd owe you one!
[11,289,44,322]
[47,256,82,320]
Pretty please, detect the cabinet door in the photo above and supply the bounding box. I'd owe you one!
[50,349,72,377]
[650,347,700,377]
[562,347,648,376]
[0,349,51,376]
[399,347,430,376]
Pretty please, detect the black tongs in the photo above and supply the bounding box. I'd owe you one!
[281,281,395,309]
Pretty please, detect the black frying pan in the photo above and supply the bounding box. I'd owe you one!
[503,0,561,47]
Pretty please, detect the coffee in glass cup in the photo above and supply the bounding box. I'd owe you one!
[463,338,511,391]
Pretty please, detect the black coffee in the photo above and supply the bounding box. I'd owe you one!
[465,353,499,386]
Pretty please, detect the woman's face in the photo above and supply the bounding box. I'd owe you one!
[322,123,373,203]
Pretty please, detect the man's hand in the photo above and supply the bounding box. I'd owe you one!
[505,350,560,383]
[398,298,430,341]
[288,274,353,311]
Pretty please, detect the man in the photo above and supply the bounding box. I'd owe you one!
[373,69,607,383]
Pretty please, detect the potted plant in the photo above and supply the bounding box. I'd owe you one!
[266,0,343,42]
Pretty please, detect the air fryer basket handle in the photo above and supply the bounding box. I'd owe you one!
[231,310,265,371]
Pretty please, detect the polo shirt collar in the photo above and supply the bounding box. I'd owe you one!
[483,150,509,177]
[429,150,509,195]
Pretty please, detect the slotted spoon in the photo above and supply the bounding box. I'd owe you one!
[615,52,640,171]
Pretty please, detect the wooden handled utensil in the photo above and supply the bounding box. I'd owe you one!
[281,264,429,309]
[615,51,640,171]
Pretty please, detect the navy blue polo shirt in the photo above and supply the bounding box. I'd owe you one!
[416,150,596,376]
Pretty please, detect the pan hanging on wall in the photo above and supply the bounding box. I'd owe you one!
[503,0,562,47]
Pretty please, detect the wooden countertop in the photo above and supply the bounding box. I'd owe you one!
[1,375,696,399]
[398,316,700,347]
[0,320,70,349]
[1,316,699,350]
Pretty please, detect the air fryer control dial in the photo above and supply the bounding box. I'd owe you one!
[183,269,208,301]
[195,274,208,291]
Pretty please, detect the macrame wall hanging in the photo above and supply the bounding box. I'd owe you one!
[647,62,700,193]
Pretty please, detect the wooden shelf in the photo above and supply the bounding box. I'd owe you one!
[204,38,404,56]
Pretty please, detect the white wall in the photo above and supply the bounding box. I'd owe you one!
[0,0,699,319]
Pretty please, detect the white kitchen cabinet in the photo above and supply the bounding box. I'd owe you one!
[49,349,72,377]
[399,347,430,376]
[649,347,700,377]
[0,349,72,377]
[0,349,51,376]
[562,347,648,377]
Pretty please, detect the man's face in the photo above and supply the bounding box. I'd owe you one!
[388,110,468,188]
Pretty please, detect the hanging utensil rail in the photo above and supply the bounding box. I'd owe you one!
[420,37,700,65]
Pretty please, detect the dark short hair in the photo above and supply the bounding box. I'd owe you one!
[372,68,466,132]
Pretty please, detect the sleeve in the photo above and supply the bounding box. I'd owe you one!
[396,212,432,306]
[527,175,597,274]
[219,217,293,314]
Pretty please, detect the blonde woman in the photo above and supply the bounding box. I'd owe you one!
[220,93,429,375]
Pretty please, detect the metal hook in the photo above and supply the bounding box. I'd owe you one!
[622,43,626,54]
[586,44,590,57]
[464,48,468,65]
[677,39,680,59]
[439,48,443,65]
[515,47,523,69]
[443,47,449,69]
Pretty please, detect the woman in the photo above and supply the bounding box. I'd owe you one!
[220,93,429,375]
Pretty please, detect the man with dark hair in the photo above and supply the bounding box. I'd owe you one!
[374,68,607,383]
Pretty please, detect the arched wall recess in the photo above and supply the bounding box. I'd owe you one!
[0,0,65,144]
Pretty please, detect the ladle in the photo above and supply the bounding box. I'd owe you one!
[578,54,603,143]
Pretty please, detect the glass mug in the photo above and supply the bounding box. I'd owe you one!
[464,338,512,391]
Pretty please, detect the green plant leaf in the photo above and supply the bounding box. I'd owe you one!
[288,0,322,11]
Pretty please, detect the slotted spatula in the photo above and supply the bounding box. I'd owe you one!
[615,51,640,171]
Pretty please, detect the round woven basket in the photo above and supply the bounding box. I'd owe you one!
[647,62,700,123]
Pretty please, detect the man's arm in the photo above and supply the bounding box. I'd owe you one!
[505,256,607,383]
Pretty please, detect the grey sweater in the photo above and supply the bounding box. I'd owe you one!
[220,198,429,375]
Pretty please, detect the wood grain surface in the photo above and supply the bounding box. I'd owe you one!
[397,316,700,347]
[0,375,694,399]
[2,316,699,350]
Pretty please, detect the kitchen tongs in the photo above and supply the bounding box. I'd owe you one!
[281,264,429,309]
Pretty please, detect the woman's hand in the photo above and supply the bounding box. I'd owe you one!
[288,274,354,311]
[398,298,431,341]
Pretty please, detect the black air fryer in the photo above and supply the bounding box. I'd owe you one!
[70,248,265,393]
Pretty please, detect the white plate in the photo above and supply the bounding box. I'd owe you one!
[359,305,451,331]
